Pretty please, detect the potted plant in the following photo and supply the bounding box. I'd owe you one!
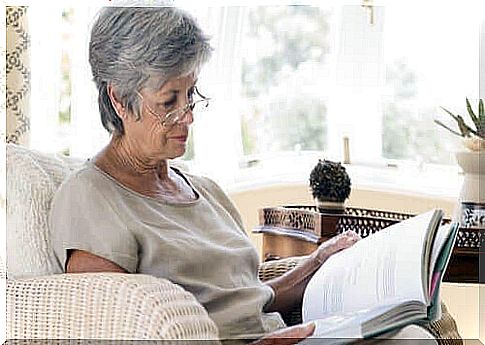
[434,98,485,151]
[309,159,351,214]
[435,98,485,227]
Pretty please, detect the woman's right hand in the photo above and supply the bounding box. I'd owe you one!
[249,322,315,345]
[310,230,361,267]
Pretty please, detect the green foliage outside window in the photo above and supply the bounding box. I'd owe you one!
[60,8,73,125]
[382,60,456,164]
[241,6,330,156]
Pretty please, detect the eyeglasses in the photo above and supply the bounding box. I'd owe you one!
[136,87,210,127]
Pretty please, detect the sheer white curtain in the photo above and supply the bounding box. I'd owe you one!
[68,5,109,159]
[28,4,107,159]
[28,4,63,154]
[325,5,385,163]
[181,6,246,186]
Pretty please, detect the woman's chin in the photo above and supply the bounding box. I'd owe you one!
[166,146,186,160]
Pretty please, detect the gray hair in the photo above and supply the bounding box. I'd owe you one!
[89,6,212,135]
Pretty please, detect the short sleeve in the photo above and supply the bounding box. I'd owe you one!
[49,174,138,273]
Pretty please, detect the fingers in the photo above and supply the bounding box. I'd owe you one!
[324,230,360,250]
[335,230,361,249]
[312,230,361,264]
[250,322,315,345]
[339,230,362,240]
[310,230,361,265]
[343,230,362,241]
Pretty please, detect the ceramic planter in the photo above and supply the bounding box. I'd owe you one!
[315,198,346,214]
[455,150,485,227]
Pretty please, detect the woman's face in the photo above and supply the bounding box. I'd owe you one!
[123,74,198,161]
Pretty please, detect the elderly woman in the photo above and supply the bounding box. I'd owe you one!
[49,6,360,344]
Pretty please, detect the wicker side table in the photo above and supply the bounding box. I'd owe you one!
[252,205,482,283]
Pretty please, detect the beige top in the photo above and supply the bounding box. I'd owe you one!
[49,160,285,341]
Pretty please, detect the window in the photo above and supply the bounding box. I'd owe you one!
[26,2,484,194]
[240,6,331,157]
[237,3,479,167]
[28,4,109,157]
[381,1,478,165]
[183,2,482,192]
[58,8,74,156]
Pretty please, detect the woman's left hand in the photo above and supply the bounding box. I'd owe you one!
[310,230,361,267]
[248,322,315,345]
[263,230,361,315]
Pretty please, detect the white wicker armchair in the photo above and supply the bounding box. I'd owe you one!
[7,273,219,340]
[5,144,462,343]
[6,144,219,341]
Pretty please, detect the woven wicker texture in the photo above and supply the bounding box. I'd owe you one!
[419,303,463,345]
[257,257,462,344]
[6,144,218,341]
[7,273,220,340]
[258,256,305,327]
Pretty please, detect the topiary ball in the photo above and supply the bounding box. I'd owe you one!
[309,159,351,202]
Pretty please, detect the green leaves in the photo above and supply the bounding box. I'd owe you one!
[479,99,485,137]
[433,120,462,137]
[466,97,480,129]
[436,98,485,140]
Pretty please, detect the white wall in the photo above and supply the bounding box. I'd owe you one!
[228,183,483,342]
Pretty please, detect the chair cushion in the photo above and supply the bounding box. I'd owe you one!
[6,144,84,278]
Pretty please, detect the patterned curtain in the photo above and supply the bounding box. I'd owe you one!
[6,6,30,146]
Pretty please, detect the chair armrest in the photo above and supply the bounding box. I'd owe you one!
[258,256,308,327]
[7,273,220,341]
[420,303,462,345]
[258,255,308,282]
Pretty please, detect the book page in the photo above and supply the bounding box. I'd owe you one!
[307,302,403,339]
[302,210,440,322]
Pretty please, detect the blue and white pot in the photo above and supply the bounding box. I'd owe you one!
[455,150,485,228]
[315,198,346,214]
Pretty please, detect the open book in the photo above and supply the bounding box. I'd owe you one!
[302,209,459,341]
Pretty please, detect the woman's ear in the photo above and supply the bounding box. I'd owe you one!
[107,84,127,119]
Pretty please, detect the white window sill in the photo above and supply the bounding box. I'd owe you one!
[223,153,463,202]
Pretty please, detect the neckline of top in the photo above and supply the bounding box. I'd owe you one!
[85,159,202,207]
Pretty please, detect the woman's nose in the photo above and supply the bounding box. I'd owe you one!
[178,107,194,125]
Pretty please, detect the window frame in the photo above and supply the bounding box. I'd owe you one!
[26,3,484,198]
[193,3,482,197]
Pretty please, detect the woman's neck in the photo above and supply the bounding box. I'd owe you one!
[92,135,195,201]
[100,135,170,181]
